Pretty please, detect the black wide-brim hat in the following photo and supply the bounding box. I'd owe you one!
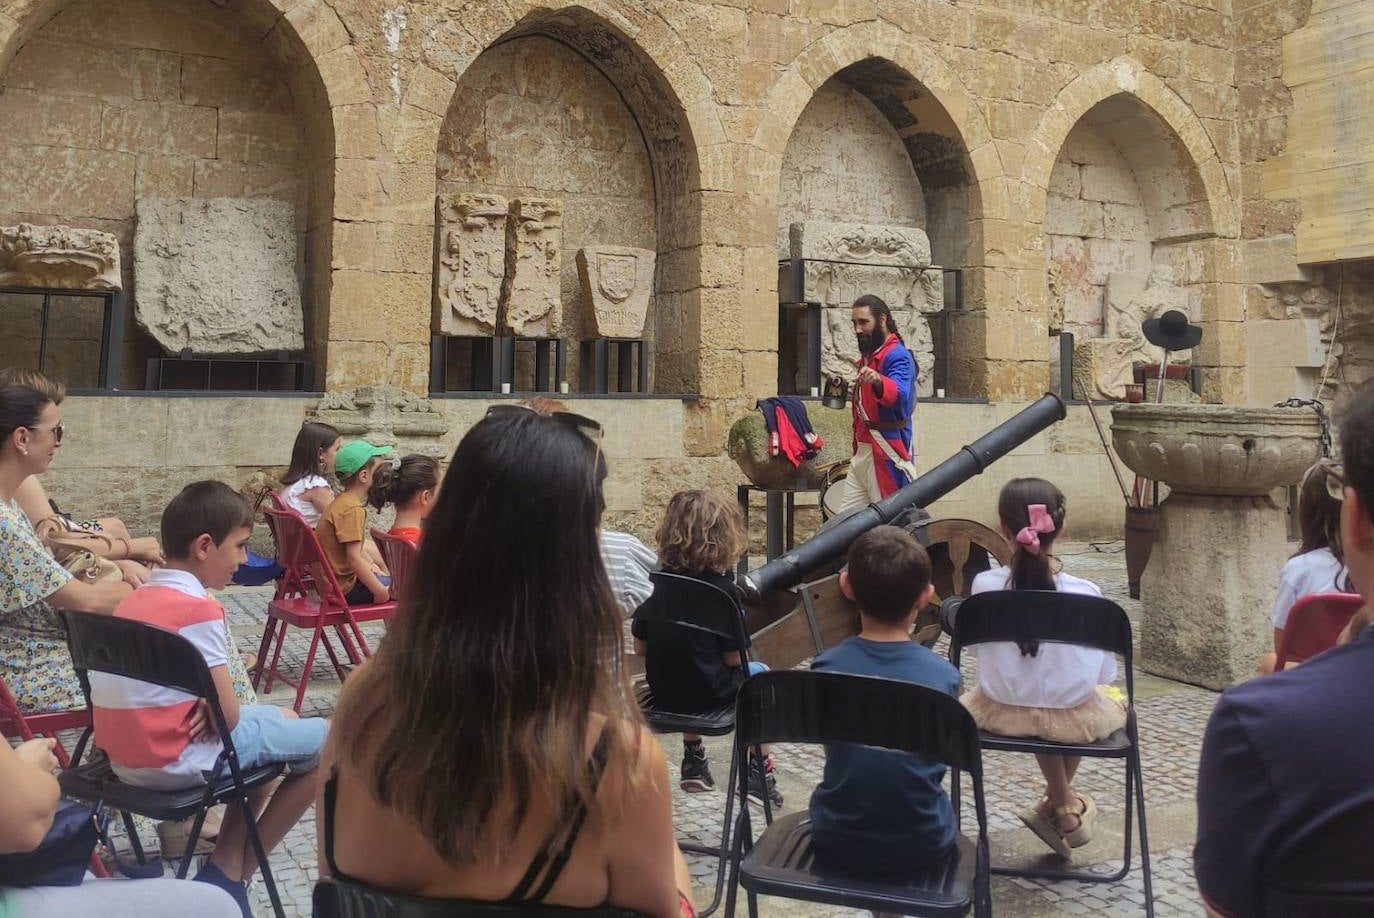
[1142,309,1202,351]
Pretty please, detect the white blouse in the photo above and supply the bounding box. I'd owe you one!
[968,566,1117,710]
[1270,547,1349,629]
[280,475,331,527]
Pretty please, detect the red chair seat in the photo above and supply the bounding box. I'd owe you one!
[255,505,397,712]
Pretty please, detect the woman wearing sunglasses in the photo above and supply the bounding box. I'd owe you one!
[318,407,696,916]
[1258,458,1354,674]
[0,385,133,722]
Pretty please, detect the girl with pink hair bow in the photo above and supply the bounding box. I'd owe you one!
[959,478,1127,859]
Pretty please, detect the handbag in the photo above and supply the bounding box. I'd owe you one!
[61,548,122,584]
[0,799,98,887]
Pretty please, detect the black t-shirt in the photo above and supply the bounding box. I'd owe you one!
[1194,625,1374,916]
[631,569,748,712]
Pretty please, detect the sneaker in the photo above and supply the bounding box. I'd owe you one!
[194,860,252,918]
[747,757,784,809]
[680,744,715,792]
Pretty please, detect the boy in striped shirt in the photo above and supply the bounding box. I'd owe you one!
[91,481,327,916]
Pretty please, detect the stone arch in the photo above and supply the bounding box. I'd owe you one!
[1023,57,1238,239]
[424,4,708,393]
[758,20,1004,397]
[0,0,357,383]
[1032,58,1243,401]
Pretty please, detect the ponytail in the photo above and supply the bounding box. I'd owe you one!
[368,454,439,511]
[996,477,1067,656]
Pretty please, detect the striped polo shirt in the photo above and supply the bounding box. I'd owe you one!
[90,568,230,789]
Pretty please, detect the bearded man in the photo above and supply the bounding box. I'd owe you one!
[827,294,917,516]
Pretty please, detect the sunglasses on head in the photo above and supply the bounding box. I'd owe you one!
[1305,458,1347,502]
[484,404,603,442]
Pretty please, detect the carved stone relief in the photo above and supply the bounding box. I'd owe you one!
[786,221,944,397]
[576,245,654,338]
[501,197,563,337]
[310,385,448,457]
[0,223,121,290]
[1077,263,1191,399]
[435,193,507,336]
[133,197,303,356]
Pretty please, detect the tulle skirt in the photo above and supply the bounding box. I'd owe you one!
[960,686,1126,744]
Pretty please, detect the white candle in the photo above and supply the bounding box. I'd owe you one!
[500,382,511,394]
[936,388,946,398]
[559,380,570,394]
[809,387,820,397]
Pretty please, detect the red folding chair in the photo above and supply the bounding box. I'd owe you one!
[254,507,397,713]
[263,491,312,600]
[370,529,419,607]
[1275,592,1363,670]
[0,674,88,768]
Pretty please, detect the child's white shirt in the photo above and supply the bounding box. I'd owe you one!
[1270,547,1348,628]
[281,474,330,527]
[968,566,1117,709]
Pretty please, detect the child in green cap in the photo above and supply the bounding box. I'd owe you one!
[317,440,393,605]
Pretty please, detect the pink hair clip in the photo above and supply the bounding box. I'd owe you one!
[1015,504,1055,556]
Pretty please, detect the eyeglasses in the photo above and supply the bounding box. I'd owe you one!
[1305,458,1346,502]
[484,404,603,442]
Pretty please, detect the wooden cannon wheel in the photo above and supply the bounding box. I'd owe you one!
[909,518,1012,644]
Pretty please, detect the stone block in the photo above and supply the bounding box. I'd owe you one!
[216,110,301,164]
[133,197,303,355]
[0,145,135,220]
[0,224,120,290]
[434,192,506,336]
[5,39,135,99]
[1247,318,1324,368]
[1044,195,1105,238]
[577,246,655,338]
[178,54,291,112]
[330,270,430,341]
[1103,203,1150,241]
[500,197,562,337]
[135,154,195,199]
[1242,235,1314,285]
[0,89,102,148]
[100,100,217,158]
[165,397,308,467]
[192,160,299,201]
[1048,163,1080,198]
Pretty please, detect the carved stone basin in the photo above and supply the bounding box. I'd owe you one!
[1110,404,1322,496]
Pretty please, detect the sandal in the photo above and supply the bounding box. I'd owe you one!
[1018,800,1071,858]
[1055,800,1093,849]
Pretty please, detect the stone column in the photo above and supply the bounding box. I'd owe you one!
[1140,493,1286,689]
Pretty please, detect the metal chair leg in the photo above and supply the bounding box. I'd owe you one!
[239,791,286,918]
[176,806,210,879]
[1134,751,1155,917]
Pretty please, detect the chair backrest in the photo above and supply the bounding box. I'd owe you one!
[264,505,350,607]
[734,669,983,776]
[371,528,419,602]
[1275,592,1363,669]
[635,571,751,651]
[59,610,237,752]
[313,877,646,917]
[950,589,1135,700]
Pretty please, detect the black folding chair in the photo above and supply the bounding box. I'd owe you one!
[57,610,288,918]
[313,877,647,917]
[633,571,761,916]
[724,670,991,918]
[950,590,1153,916]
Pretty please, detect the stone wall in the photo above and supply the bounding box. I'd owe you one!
[0,0,324,381]
[43,394,1131,550]
[436,35,655,384]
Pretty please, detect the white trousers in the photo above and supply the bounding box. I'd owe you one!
[827,445,883,518]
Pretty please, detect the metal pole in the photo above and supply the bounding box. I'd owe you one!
[739,393,1068,603]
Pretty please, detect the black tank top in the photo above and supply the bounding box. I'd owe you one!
[322,730,612,904]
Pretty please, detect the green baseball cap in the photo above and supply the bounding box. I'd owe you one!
[335,440,393,477]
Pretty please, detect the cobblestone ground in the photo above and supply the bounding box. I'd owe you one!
[119,541,1212,917]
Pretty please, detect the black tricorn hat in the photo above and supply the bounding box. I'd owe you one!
[1142,309,1202,351]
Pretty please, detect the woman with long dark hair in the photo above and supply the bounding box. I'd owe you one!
[319,408,695,915]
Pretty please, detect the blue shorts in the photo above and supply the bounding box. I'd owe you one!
[217,705,327,777]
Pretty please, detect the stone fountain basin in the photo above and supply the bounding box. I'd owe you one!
[1111,404,1323,496]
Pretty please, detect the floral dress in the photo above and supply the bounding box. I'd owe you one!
[0,498,82,714]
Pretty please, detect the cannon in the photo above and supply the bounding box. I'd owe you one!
[740,393,1068,670]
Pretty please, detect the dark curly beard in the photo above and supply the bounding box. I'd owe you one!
[856,330,881,355]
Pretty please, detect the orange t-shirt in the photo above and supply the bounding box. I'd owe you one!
[388,526,422,545]
[317,492,366,593]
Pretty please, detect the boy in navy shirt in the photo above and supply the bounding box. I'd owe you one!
[809,526,961,878]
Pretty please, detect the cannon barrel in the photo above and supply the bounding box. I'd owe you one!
[739,393,1067,603]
